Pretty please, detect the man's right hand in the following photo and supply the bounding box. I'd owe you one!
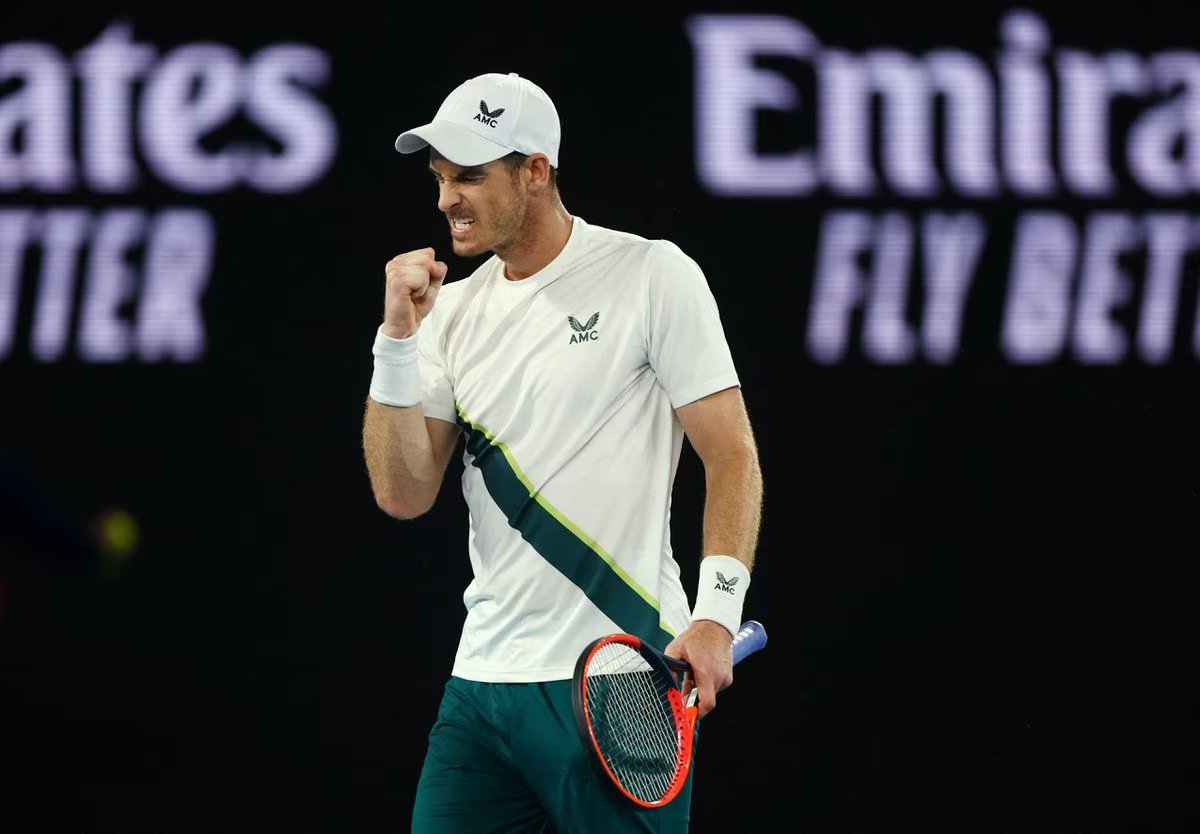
[382,248,448,339]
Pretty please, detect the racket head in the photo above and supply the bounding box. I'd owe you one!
[571,633,697,808]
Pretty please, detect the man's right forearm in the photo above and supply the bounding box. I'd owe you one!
[366,247,451,518]
[362,397,442,519]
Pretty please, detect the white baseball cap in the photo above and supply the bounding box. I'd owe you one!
[395,72,561,168]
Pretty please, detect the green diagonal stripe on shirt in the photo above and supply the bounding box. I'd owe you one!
[456,408,675,650]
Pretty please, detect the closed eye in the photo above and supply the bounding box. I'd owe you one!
[430,171,486,186]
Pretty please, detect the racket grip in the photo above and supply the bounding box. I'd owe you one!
[731,619,768,665]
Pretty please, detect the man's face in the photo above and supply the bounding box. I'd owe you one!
[429,153,527,258]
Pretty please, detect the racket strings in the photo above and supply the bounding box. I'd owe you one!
[584,643,684,803]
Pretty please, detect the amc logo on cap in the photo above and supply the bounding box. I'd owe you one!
[474,101,506,128]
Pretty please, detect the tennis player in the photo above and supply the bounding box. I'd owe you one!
[362,71,764,833]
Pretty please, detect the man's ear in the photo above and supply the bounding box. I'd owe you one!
[526,154,552,190]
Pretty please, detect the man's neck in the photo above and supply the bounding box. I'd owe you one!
[501,204,573,281]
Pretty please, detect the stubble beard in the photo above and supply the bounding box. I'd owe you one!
[481,193,529,262]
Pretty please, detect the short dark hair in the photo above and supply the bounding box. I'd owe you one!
[501,151,558,192]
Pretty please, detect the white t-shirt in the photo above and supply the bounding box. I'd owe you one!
[417,216,740,682]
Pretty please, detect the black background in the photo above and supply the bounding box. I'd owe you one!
[2,1,1198,831]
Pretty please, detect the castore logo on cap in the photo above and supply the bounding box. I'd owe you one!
[476,101,505,128]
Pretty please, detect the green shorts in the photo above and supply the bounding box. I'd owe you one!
[411,676,697,833]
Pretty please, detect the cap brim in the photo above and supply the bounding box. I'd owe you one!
[394,121,512,167]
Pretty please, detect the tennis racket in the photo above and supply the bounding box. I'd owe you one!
[571,619,768,808]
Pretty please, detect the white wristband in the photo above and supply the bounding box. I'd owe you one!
[369,326,422,407]
[690,555,751,638]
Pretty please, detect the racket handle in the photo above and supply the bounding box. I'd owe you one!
[731,619,768,665]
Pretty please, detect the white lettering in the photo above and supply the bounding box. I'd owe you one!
[820,51,873,196]
[808,211,871,363]
[244,44,337,192]
[141,44,243,193]
[32,209,89,361]
[137,209,213,361]
[1058,51,1150,197]
[1,23,337,196]
[688,11,1200,200]
[864,212,916,363]
[840,49,997,198]
[1137,214,1192,363]
[685,15,818,196]
[922,213,986,363]
[79,208,143,361]
[0,23,335,366]
[75,23,155,192]
[1127,53,1200,196]
[0,210,36,358]
[0,43,73,191]
[1073,212,1138,363]
[689,12,1200,366]
[999,10,1055,195]
[808,211,982,363]
[0,207,215,362]
[1003,212,1076,363]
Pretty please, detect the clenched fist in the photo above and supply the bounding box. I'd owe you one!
[382,248,448,339]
